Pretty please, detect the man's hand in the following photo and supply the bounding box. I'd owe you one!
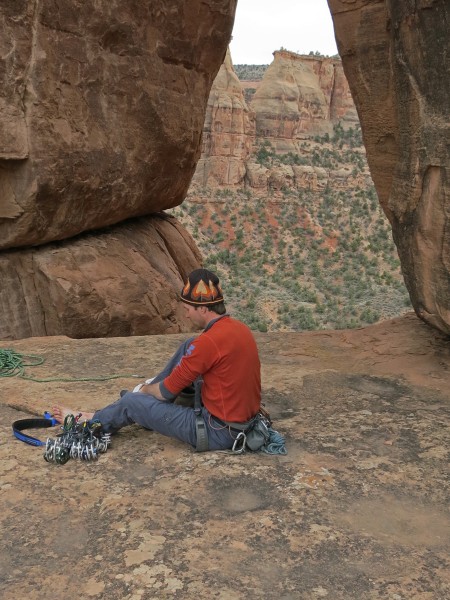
[140,381,164,400]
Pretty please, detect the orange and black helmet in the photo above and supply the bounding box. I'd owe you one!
[180,268,224,306]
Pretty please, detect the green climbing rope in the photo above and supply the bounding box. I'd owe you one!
[0,348,145,383]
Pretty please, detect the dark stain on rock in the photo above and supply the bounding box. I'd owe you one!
[263,388,300,419]
[343,374,409,400]
[206,474,285,515]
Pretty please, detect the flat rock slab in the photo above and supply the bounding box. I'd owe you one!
[1,313,449,599]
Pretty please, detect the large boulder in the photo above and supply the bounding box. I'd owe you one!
[328,0,450,334]
[0,0,237,249]
[0,214,202,339]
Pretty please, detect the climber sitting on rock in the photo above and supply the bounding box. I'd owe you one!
[53,268,263,451]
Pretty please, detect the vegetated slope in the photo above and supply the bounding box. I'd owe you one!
[170,127,411,334]
[234,64,268,81]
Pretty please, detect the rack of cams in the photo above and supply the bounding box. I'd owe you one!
[44,414,111,464]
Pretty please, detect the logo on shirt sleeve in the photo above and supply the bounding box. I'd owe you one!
[186,344,196,356]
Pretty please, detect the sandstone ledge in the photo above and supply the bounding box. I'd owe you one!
[1,313,449,599]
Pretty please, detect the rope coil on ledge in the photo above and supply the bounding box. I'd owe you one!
[0,348,144,383]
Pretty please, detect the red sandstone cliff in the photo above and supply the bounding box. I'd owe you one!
[192,49,255,187]
[251,50,358,152]
[191,49,359,189]
[328,0,450,335]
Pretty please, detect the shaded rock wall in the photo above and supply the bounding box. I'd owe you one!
[328,0,450,334]
[0,0,237,339]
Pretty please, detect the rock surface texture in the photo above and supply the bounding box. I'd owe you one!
[328,0,450,334]
[1,314,449,599]
[0,0,236,249]
[0,0,236,338]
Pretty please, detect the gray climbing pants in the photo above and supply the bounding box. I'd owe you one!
[92,338,237,450]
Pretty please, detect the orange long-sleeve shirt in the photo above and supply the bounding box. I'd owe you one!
[163,316,261,422]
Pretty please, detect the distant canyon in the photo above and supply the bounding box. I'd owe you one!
[172,49,410,333]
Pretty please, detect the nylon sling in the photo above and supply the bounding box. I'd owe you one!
[193,378,209,452]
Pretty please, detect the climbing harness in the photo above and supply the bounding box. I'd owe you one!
[0,348,145,383]
[229,411,270,453]
[231,425,287,455]
[229,411,288,455]
[211,407,287,455]
[12,412,111,464]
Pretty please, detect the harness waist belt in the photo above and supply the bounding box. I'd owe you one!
[212,415,255,433]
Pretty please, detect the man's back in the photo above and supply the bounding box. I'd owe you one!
[164,316,261,422]
[200,316,261,421]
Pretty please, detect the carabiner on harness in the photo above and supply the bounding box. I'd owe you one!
[231,431,247,454]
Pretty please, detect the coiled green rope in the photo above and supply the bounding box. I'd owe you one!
[0,348,145,383]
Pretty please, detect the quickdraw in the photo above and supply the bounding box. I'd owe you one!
[43,414,111,464]
[12,412,111,464]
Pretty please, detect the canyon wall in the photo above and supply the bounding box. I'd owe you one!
[251,50,358,152]
[328,0,450,334]
[0,0,237,339]
[193,49,255,188]
[191,49,360,189]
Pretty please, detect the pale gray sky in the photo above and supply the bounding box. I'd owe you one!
[229,0,338,65]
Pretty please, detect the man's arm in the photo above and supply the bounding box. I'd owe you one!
[137,336,215,401]
[163,336,215,397]
[140,382,165,400]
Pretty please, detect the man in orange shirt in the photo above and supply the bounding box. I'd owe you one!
[53,269,262,451]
